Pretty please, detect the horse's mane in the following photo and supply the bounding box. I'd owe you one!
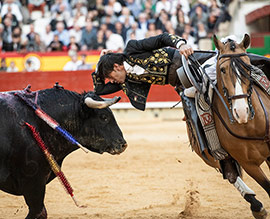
[225,41,254,84]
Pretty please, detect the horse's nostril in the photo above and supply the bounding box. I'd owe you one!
[234,108,240,119]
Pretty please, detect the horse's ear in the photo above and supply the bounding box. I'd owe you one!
[213,35,223,51]
[239,34,250,49]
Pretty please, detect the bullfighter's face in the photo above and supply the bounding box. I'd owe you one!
[107,63,127,84]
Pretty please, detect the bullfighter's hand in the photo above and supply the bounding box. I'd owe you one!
[100,49,113,57]
[179,44,194,60]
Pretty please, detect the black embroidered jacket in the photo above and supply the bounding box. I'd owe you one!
[92,33,186,111]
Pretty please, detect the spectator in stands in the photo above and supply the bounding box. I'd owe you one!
[142,0,156,19]
[7,60,18,72]
[118,7,135,27]
[189,5,208,28]
[155,9,169,32]
[164,20,175,34]
[155,0,171,16]
[207,12,218,35]
[137,13,148,38]
[1,0,23,24]
[28,0,46,18]
[80,20,97,50]
[72,0,88,16]
[54,21,70,46]
[114,21,127,43]
[92,29,106,50]
[41,24,54,47]
[209,0,221,17]
[51,0,71,15]
[69,10,86,28]
[145,21,157,38]
[56,2,72,27]
[171,0,190,16]
[125,22,144,43]
[2,17,13,51]
[195,21,208,44]
[49,10,68,31]
[182,31,198,49]
[11,26,22,51]
[104,0,122,17]
[68,24,82,43]
[67,35,80,51]
[2,7,19,29]
[105,29,124,52]
[94,0,106,21]
[101,14,117,32]
[171,7,188,36]
[0,58,7,72]
[47,34,64,51]
[63,49,82,71]
[27,33,46,52]
[26,23,37,43]
[78,53,92,70]
[0,24,4,51]
[126,0,141,19]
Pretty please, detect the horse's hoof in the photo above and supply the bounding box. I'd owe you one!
[252,208,267,219]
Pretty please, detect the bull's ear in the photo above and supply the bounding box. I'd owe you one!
[84,96,121,109]
[213,35,224,51]
[239,33,250,49]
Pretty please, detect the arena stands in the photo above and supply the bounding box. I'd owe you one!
[0,0,234,73]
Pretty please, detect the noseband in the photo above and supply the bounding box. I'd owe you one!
[218,52,255,121]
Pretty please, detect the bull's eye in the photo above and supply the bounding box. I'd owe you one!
[220,67,226,74]
[99,114,109,123]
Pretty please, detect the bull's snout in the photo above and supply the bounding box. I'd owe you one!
[108,142,127,155]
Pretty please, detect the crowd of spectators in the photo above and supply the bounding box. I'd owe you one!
[0,0,231,54]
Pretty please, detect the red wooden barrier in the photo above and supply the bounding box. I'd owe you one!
[0,70,180,103]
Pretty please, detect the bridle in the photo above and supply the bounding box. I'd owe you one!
[217,52,255,121]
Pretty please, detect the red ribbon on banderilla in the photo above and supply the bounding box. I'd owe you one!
[24,122,86,208]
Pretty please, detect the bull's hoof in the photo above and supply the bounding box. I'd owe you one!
[252,208,267,219]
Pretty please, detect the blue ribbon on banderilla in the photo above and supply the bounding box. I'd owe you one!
[14,92,90,153]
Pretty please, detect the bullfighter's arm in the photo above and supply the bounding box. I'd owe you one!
[92,71,122,95]
[124,32,186,55]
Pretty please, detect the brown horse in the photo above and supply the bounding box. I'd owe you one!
[212,34,270,218]
[185,34,270,219]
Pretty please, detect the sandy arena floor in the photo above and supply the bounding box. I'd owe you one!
[0,110,270,219]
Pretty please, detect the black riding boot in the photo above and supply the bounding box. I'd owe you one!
[180,92,208,157]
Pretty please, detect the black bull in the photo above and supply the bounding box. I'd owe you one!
[0,87,127,219]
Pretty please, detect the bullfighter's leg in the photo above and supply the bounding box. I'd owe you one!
[23,179,47,219]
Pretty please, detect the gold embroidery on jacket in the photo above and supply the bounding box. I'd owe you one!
[126,73,166,85]
[126,48,171,75]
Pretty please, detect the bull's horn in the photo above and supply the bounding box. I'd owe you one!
[84,96,121,109]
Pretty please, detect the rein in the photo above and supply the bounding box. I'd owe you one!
[189,54,234,122]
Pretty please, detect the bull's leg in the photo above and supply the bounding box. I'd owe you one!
[23,180,47,219]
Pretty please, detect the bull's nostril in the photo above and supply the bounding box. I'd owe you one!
[122,143,128,151]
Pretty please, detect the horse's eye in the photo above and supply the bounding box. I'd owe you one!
[221,67,226,74]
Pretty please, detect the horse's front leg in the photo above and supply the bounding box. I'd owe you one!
[233,176,266,218]
[235,163,270,219]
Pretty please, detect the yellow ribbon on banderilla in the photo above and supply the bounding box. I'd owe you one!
[25,122,86,208]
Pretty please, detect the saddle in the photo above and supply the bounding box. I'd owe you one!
[179,52,270,160]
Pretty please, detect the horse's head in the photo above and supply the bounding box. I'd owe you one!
[213,34,253,124]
